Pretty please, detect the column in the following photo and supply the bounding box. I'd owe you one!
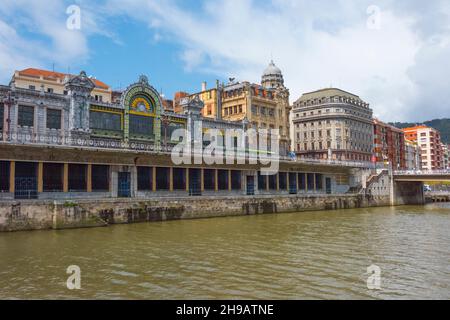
[38,162,44,193]
[63,163,69,193]
[313,173,317,192]
[201,169,205,192]
[266,174,269,191]
[152,167,156,192]
[286,172,290,191]
[296,172,299,193]
[169,167,174,192]
[305,173,308,193]
[186,168,190,192]
[87,164,92,193]
[228,170,232,191]
[276,173,280,191]
[9,161,15,194]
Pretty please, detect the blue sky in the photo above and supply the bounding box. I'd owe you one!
[1,0,450,122]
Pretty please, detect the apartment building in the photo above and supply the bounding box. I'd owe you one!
[373,119,406,169]
[292,88,374,161]
[403,126,444,170]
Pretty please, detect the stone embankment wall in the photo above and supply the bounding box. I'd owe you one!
[0,194,390,232]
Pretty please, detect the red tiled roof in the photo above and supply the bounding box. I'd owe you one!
[18,68,110,90]
[402,125,429,132]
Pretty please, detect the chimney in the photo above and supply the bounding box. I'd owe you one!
[202,81,207,92]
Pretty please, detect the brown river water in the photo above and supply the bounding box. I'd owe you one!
[0,204,449,300]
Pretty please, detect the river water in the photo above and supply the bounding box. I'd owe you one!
[0,204,449,300]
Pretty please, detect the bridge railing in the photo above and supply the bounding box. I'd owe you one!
[394,169,450,176]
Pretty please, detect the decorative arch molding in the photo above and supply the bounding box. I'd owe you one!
[121,75,162,145]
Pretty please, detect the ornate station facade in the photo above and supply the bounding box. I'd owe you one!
[0,69,355,201]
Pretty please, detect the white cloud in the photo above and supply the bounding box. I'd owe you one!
[103,0,426,121]
[1,0,449,122]
[0,0,98,82]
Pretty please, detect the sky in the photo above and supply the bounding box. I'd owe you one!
[0,0,449,122]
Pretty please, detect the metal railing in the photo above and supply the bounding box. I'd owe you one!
[0,130,373,168]
[394,169,450,176]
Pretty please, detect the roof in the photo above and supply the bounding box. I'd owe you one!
[402,125,430,132]
[373,118,404,133]
[298,88,361,102]
[17,68,110,90]
[262,60,282,76]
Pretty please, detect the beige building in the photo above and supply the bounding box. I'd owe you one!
[292,88,374,162]
[10,68,113,103]
[175,61,291,155]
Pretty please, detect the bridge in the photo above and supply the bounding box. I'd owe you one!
[391,170,450,205]
[393,170,450,182]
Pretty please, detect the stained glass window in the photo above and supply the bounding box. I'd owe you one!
[90,111,122,132]
[130,114,154,137]
[18,105,34,127]
[161,122,185,142]
[46,109,62,130]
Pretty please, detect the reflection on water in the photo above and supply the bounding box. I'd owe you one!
[0,204,450,300]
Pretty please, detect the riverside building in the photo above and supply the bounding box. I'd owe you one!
[292,88,374,162]
[373,119,406,169]
[403,126,444,170]
[0,68,356,201]
[174,61,292,156]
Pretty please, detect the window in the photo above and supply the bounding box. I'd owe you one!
[204,169,215,190]
[156,167,170,190]
[90,111,122,132]
[43,163,64,192]
[46,109,62,130]
[173,168,186,190]
[68,164,87,192]
[47,88,54,93]
[29,85,36,90]
[0,103,3,131]
[218,170,229,190]
[231,170,241,190]
[92,165,109,192]
[162,122,185,142]
[0,161,10,192]
[129,114,154,137]
[279,172,287,190]
[18,105,34,127]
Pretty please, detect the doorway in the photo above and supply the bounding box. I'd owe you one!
[118,172,131,198]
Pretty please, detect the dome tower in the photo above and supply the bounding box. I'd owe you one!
[261,60,285,89]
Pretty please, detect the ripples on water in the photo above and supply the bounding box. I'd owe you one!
[0,204,449,300]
